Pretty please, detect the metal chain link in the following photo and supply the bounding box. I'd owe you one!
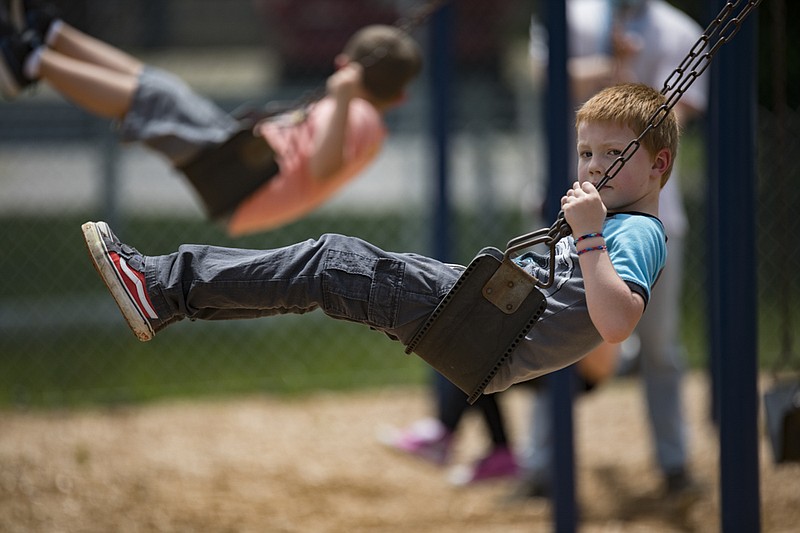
[542,0,763,249]
[394,0,452,34]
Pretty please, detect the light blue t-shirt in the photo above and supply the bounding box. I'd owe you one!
[601,212,667,304]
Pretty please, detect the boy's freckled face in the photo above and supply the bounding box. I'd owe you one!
[575,120,662,213]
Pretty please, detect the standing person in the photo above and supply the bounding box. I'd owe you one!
[379,372,519,486]
[514,0,707,499]
[80,83,675,415]
[509,342,620,499]
[380,345,618,486]
[0,1,423,235]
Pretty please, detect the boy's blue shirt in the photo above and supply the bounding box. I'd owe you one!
[601,212,667,304]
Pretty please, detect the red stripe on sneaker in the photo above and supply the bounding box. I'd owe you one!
[110,252,159,320]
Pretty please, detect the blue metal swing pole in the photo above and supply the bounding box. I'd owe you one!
[429,2,454,263]
[544,1,578,531]
[709,0,761,529]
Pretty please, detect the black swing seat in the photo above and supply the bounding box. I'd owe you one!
[177,108,283,221]
[405,246,547,404]
[178,126,279,221]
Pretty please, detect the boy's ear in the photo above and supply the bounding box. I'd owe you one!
[652,148,672,175]
[334,53,349,69]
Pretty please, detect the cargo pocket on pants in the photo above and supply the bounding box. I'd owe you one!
[321,250,404,329]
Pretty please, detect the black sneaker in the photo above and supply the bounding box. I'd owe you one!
[0,22,36,99]
[82,221,159,342]
[9,0,59,38]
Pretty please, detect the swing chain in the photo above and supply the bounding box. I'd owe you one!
[538,0,763,256]
[395,0,453,33]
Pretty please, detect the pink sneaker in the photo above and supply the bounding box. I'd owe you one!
[448,445,519,486]
[378,418,453,465]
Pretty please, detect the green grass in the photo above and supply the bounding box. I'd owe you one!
[0,316,427,407]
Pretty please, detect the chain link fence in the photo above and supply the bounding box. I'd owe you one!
[0,1,797,407]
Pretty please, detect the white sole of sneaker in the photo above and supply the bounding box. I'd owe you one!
[81,221,155,342]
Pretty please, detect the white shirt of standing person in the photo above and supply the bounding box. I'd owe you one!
[530,0,708,237]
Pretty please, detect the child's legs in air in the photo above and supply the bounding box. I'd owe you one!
[47,22,142,77]
[33,23,238,165]
[144,234,460,344]
[29,22,143,119]
[116,67,240,166]
[39,48,139,119]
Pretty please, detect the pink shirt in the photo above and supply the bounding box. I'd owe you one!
[227,97,386,236]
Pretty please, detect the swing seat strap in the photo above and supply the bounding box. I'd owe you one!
[405,247,547,404]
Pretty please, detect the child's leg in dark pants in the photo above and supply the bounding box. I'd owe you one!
[435,372,510,447]
[145,233,459,346]
[434,371,518,485]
